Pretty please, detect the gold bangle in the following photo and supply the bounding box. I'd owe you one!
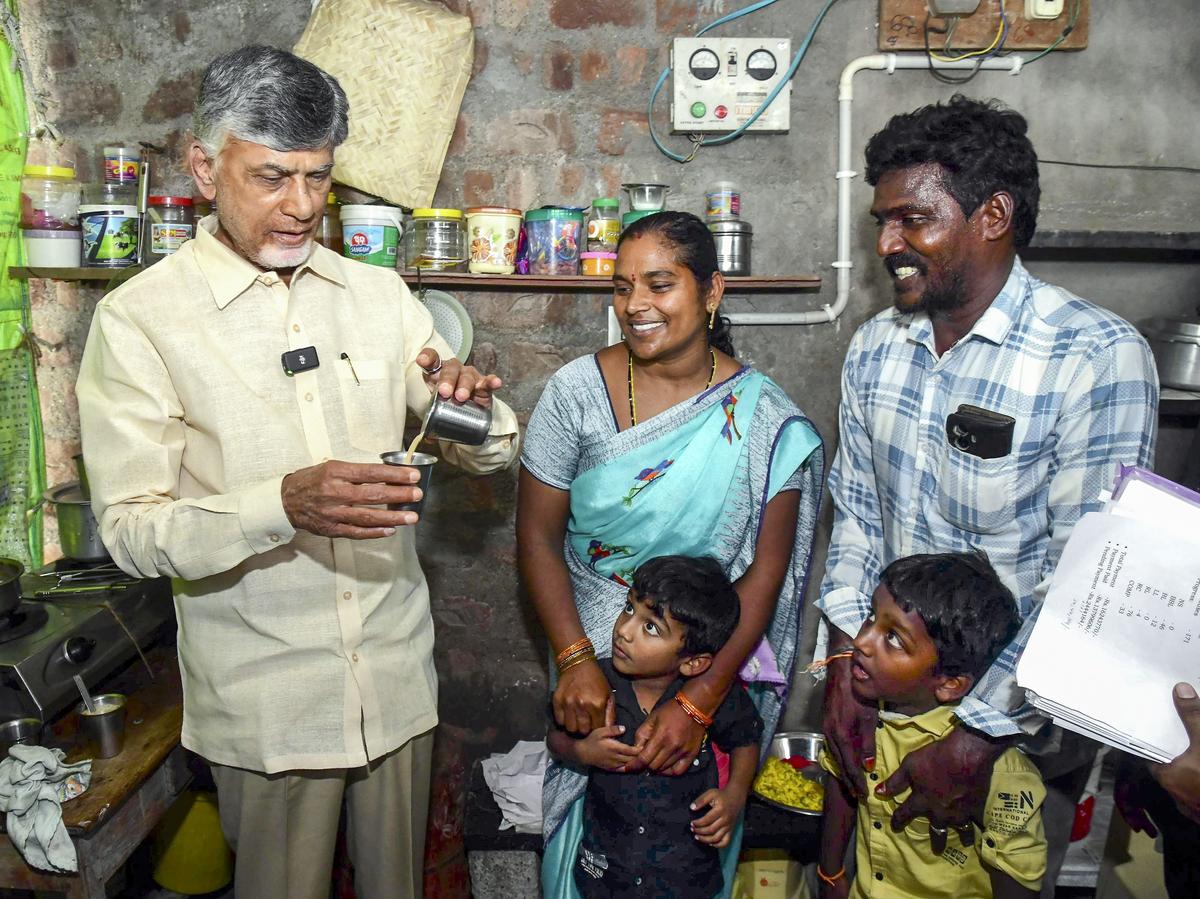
[817,865,845,886]
[557,650,596,676]
[675,690,713,728]
[555,637,593,667]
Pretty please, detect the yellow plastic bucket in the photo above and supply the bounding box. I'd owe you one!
[151,791,233,894]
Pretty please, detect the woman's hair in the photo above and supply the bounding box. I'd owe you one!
[618,211,735,357]
[194,45,349,158]
[632,555,740,657]
[864,94,1040,247]
[880,551,1020,679]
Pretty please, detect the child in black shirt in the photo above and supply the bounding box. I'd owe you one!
[547,555,763,898]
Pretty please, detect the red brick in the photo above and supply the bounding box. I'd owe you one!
[56,82,122,127]
[142,70,204,123]
[494,0,532,29]
[600,165,626,199]
[46,32,77,72]
[557,163,585,199]
[596,107,649,156]
[542,42,574,91]
[616,46,650,86]
[486,108,576,155]
[447,113,468,157]
[504,342,567,382]
[550,0,642,29]
[656,0,699,33]
[511,49,535,76]
[171,10,191,43]
[580,49,609,82]
[463,169,495,207]
[472,36,489,77]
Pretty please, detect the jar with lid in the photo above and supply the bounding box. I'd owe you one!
[20,166,81,230]
[707,220,752,276]
[586,198,620,253]
[84,182,137,207]
[143,196,194,265]
[103,146,141,185]
[404,208,467,271]
[316,192,341,251]
[523,207,585,275]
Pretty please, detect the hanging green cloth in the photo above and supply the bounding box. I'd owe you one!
[0,0,44,569]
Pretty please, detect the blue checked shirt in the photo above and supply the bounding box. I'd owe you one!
[817,258,1158,737]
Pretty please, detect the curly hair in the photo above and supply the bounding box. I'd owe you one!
[864,94,1040,247]
[880,551,1020,680]
[618,211,735,358]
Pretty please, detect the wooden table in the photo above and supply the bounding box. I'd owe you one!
[0,645,190,898]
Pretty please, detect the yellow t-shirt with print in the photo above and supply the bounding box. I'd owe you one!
[820,704,1046,898]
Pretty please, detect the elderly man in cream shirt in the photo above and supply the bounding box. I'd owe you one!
[75,46,517,899]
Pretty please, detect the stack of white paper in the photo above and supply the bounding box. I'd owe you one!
[1016,467,1200,763]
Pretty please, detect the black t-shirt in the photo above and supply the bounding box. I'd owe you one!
[569,658,763,899]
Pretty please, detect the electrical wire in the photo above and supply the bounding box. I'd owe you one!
[1023,0,1081,65]
[1040,159,1200,175]
[648,0,841,163]
[927,5,1006,61]
[923,17,985,85]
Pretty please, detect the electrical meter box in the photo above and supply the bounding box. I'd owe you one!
[671,37,791,134]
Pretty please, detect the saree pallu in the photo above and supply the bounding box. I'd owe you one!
[539,367,823,898]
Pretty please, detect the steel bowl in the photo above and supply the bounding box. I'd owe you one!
[752,730,826,817]
[0,717,41,756]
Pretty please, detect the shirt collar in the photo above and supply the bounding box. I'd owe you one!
[903,256,1028,356]
[193,214,345,309]
[878,702,959,738]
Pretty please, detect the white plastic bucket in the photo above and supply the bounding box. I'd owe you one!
[79,204,139,267]
[341,205,404,267]
[22,229,81,267]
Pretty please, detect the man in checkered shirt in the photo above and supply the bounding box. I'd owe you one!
[817,95,1158,897]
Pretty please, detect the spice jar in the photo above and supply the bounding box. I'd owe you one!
[316,192,341,251]
[143,196,194,265]
[586,198,620,253]
[404,208,467,271]
[103,146,141,185]
[19,166,81,230]
[523,207,584,275]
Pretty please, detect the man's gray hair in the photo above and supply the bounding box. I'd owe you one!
[194,45,349,157]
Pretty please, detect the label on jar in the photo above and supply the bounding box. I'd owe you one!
[104,158,140,183]
[343,224,399,267]
[706,189,741,219]
[586,218,619,246]
[150,222,194,255]
[81,212,138,266]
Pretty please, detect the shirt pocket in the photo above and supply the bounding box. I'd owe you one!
[936,443,1016,535]
[336,358,402,455]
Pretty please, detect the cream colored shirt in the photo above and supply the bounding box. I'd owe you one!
[76,218,518,773]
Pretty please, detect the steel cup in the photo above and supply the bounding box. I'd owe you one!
[0,717,42,756]
[422,394,492,446]
[78,693,126,759]
[379,452,437,517]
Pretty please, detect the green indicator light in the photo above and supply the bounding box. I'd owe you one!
[690,101,707,118]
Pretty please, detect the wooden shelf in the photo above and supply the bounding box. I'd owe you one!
[10,266,821,293]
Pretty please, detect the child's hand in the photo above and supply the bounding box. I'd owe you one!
[690,786,746,847]
[577,697,641,772]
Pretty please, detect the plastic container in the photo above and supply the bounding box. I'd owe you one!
[143,196,194,265]
[705,181,741,221]
[708,220,752,276]
[22,229,81,267]
[85,182,137,207]
[103,145,141,185]
[341,204,404,267]
[405,208,467,272]
[586,198,620,252]
[465,206,523,274]
[621,209,658,232]
[621,182,670,211]
[151,791,233,894]
[580,252,617,277]
[80,204,139,268]
[19,165,81,230]
[523,207,584,275]
[316,193,341,252]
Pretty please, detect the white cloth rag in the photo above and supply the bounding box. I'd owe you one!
[481,740,548,833]
[0,745,91,873]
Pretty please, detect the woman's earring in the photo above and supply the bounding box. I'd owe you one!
[708,307,716,331]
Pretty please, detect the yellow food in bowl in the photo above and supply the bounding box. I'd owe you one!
[753,756,825,811]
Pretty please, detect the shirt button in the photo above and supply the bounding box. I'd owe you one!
[343,591,352,601]
[305,392,314,402]
[873,821,882,829]
[269,534,280,543]
[875,872,884,881]
[986,837,995,848]
[692,758,700,767]
[635,877,642,886]
[292,323,301,332]
[869,772,879,781]
[637,826,644,834]
[352,653,359,662]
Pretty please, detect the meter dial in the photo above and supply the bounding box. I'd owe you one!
[689,48,720,81]
[746,48,777,81]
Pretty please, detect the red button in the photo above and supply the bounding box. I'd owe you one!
[715,105,728,119]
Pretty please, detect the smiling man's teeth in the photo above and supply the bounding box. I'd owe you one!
[894,266,918,280]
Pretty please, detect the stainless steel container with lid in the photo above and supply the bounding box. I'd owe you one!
[708,220,752,276]
[1139,316,1200,390]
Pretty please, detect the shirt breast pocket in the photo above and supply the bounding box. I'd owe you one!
[936,443,1016,535]
[336,358,402,455]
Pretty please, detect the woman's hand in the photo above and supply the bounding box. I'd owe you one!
[630,699,706,775]
[552,659,611,736]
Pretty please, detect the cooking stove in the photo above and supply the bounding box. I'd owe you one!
[0,560,174,723]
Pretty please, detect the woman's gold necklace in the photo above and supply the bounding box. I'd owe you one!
[627,346,718,427]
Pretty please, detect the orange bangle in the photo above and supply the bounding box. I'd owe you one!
[557,650,596,676]
[817,865,845,886]
[555,637,593,667]
[675,691,713,728]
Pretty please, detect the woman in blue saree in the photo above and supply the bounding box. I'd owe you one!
[517,212,824,898]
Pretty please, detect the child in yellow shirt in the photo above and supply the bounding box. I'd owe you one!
[819,552,1046,899]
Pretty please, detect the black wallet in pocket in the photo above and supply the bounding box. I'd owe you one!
[945,404,1015,459]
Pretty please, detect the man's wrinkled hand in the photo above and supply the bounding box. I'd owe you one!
[416,348,502,408]
[822,652,878,800]
[1150,682,1200,823]
[878,726,1006,854]
[281,460,422,538]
